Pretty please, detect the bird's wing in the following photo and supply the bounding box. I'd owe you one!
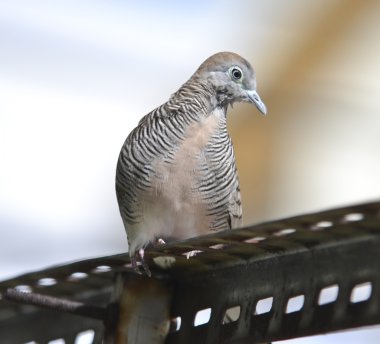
[115,112,155,220]
[228,184,243,229]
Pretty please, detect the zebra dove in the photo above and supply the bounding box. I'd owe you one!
[116,52,266,274]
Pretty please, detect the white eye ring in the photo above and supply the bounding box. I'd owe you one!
[229,66,243,81]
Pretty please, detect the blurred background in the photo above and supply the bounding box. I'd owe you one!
[1,1,380,342]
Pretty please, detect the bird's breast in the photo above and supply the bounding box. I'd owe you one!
[152,108,223,194]
[144,109,225,238]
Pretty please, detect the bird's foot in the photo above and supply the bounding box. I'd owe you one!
[131,248,151,277]
[156,238,166,245]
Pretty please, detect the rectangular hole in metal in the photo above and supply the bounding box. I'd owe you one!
[343,213,364,222]
[48,339,65,344]
[318,284,339,305]
[169,316,182,332]
[194,308,212,326]
[255,296,273,315]
[285,294,305,314]
[274,228,296,237]
[222,305,241,324]
[209,243,227,250]
[311,221,333,231]
[244,236,266,243]
[350,282,372,303]
[75,329,95,344]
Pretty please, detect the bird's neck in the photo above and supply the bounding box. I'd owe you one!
[166,80,224,119]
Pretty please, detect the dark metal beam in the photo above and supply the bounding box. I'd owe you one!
[1,201,380,343]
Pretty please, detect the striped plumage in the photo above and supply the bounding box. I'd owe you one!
[116,52,266,273]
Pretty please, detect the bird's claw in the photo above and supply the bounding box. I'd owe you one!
[131,248,151,277]
[130,238,167,277]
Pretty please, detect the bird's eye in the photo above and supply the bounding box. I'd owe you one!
[229,67,243,81]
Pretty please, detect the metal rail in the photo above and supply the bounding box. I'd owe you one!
[1,201,380,343]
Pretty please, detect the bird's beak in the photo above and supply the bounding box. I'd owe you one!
[246,90,267,115]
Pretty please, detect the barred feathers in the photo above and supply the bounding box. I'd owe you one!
[116,52,266,258]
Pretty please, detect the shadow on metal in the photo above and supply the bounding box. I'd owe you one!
[1,201,380,343]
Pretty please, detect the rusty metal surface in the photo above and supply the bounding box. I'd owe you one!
[1,201,380,343]
[106,274,173,344]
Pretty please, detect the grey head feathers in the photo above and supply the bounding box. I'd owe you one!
[190,52,267,113]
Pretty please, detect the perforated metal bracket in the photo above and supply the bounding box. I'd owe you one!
[159,203,380,343]
[1,201,380,343]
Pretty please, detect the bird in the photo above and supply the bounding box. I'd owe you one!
[116,52,266,275]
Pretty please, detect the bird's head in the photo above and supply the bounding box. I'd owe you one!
[193,51,267,115]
